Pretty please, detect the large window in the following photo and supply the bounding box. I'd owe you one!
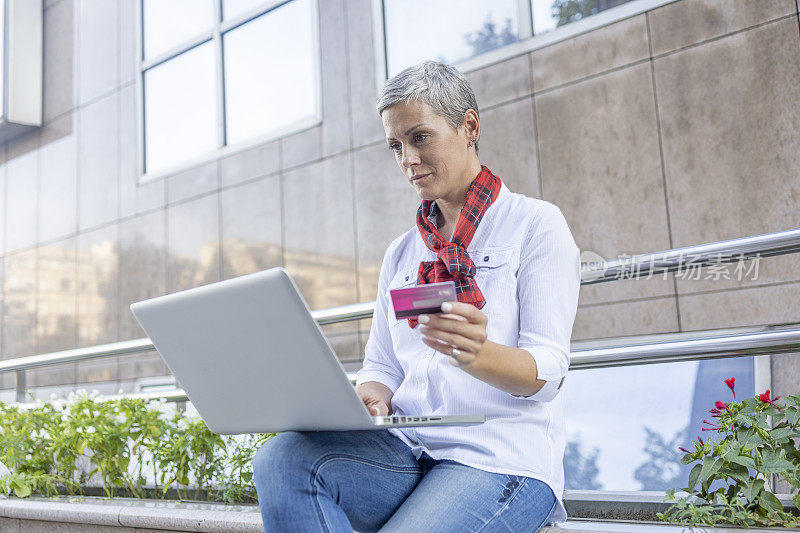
[140,0,320,178]
[380,0,642,78]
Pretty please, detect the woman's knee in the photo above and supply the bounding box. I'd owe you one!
[254,432,310,485]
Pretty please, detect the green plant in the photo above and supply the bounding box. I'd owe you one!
[658,377,800,528]
[0,390,274,502]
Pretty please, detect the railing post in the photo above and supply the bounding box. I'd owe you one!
[15,370,26,403]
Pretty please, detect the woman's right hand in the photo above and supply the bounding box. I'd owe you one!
[355,381,394,416]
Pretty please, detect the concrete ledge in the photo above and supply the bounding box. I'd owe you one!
[1,494,798,532]
[0,496,263,532]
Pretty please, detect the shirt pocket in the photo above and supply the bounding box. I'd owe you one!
[471,247,515,317]
[385,266,419,327]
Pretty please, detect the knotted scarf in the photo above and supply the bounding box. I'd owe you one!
[408,165,502,328]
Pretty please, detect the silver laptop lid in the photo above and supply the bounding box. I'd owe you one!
[130,268,374,434]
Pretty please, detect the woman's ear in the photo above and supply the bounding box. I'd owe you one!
[463,109,480,143]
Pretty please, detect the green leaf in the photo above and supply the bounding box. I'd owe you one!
[12,481,31,498]
[793,492,800,510]
[241,472,252,482]
[769,426,800,441]
[726,453,756,470]
[687,463,703,491]
[743,478,765,502]
[785,406,800,425]
[759,490,783,513]
[699,457,723,486]
[725,462,751,485]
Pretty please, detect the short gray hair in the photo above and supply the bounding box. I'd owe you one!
[376,60,480,153]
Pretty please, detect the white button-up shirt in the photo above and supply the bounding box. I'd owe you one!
[356,180,580,525]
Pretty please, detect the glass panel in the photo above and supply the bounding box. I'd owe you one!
[0,0,4,117]
[384,0,519,77]
[223,0,316,146]
[144,41,217,175]
[143,0,215,60]
[223,0,267,21]
[532,0,636,36]
[563,356,754,490]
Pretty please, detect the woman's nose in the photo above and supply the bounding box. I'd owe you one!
[401,146,421,168]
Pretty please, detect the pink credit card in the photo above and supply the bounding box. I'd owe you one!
[390,280,457,320]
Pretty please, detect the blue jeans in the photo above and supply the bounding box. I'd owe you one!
[253,429,557,532]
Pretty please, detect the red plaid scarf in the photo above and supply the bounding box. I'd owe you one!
[408,165,502,328]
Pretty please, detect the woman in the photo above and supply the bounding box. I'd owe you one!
[253,60,580,532]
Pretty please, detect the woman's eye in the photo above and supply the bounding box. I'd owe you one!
[388,144,401,152]
[414,134,428,142]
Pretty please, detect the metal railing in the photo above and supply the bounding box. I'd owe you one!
[2,227,799,405]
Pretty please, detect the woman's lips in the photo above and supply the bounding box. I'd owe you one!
[411,173,431,182]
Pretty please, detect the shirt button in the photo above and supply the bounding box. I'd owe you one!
[483,255,489,262]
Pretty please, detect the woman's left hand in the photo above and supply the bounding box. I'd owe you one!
[417,301,488,367]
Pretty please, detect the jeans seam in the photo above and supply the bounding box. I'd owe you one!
[309,453,421,531]
[474,477,529,533]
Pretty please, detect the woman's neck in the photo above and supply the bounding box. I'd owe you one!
[435,160,482,236]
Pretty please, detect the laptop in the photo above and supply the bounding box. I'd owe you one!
[129,267,486,434]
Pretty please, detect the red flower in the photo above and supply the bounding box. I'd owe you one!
[725,377,736,401]
[757,389,784,411]
[701,420,720,431]
[714,400,733,417]
[679,447,690,453]
[698,437,704,446]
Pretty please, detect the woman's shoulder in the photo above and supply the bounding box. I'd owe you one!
[497,188,568,230]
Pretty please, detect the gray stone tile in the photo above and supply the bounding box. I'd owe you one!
[36,237,77,355]
[319,0,351,158]
[20,520,133,533]
[78,91,120,231]
[119,0,136,86]
[220,176,282,280]
[0,517,18,533]
[167,193,221,292]
[166,159,219,204]
[678,282,800,332]
[535,62,674,306]
[572,296,680,341]
[77,0,120,106]
[466,53,532,109]
[772,351,800,402]
[321,321,361,364]
[7,129,40,160]
[478,97,540,199]
[39,114,78,242]
[648,0,797,56]
[344,0,384,148]
[282,153,358,313]
[531,14,649,92]
[5,149,39,252]
[43,0,76,121]
[120,85,166,218]
[119,210,167,341]
[280,125,321,170]
[76,223,120,349]
[352,142,420,301]
[2,249,38,358]
[220,140,280,188]
[655,19,800,275]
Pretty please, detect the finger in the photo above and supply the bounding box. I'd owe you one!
[422,329,480,354]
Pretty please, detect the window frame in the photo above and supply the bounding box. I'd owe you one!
[136,0,322,183]
[0,0,43,144]
[373,0,680,89]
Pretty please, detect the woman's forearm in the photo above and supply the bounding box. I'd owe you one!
[463,340,547,397]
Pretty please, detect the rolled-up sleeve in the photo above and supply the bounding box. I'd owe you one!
[356,244,405,392]
[514,202,580,402]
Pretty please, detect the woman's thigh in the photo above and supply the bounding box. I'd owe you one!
[378,459,557,533]
[253,429,423,532]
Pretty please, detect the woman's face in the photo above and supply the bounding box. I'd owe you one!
[381,100,475,201]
